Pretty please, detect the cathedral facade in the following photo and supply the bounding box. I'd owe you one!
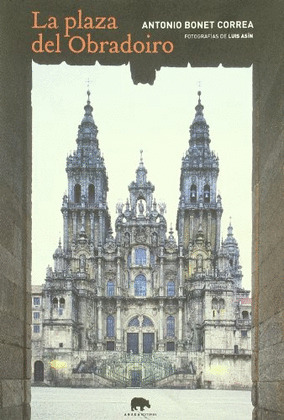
[32,91,251,389]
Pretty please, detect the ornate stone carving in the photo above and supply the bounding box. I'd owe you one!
[135,227,147,243]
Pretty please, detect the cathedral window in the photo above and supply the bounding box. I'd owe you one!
[190,185,197,202]
[142,316,153,327]
[241,330,248,338]
[33,297,40,306]
[212,298,218,309]
[33,311,40,319]
[52,297,58,308]
[135,248,147,266]
[107,281,115,297]
[106,315,115,337]
[242,310,249,319]
[134,275,147,296]
[59,343,63,348]
[219,299,225,310]
[88,184,95,203]
[106,341,115,351]
[74,184,81,203]
[33,325,40,333]
[167,281,175,297]
[128,317,140,327]
[234,345,239,354]
[167,316,175,337]
[167,342,175,351]
[59,298,65,308]
[204,184,210,203]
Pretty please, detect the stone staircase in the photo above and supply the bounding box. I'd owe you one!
[73,352,178,387]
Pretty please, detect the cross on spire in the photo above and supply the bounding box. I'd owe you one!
[86,78,92,103]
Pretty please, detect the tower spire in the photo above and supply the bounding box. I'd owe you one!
[189,90,210,146]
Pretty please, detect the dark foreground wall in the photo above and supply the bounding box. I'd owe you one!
[0,1,283,419]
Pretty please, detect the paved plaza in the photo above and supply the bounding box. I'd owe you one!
[31,388,252,420]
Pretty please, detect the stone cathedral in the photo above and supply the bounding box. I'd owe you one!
[31,91,252,389]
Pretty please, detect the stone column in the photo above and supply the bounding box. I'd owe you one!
[99,210,103,245]
[80,210,85,231]
[207,212,211,244]
[158,300,164,351]
[177,301,184,351]
[178,209,185,246]
[216,210,222,251]
[159,248,164,296]
[97,249,102,297]
[90,212,94,243]
[63,210,68,251]
[117,246,121,296]
[97,301,103,350]
[189,214,194,242]
[78,295,87,350]
[179,246,183,297]
[116,300,122,350]
[72,212,77,240]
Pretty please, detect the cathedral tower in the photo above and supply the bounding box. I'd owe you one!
[177,91,223,261]
[62,90,110,254]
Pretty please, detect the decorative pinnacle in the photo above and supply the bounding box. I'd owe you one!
[140,149,143,162]
[198,90,201,104]
[87,89,91,104]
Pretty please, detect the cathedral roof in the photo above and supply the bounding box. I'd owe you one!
[181,91,219,172]
[223,221,238,246]
[77,89,98,140]
[189,91,210,145]
[66,91,107,175]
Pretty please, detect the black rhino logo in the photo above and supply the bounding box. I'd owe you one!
[131,397,151,411]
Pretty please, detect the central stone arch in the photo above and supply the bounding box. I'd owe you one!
[126,315,155,354]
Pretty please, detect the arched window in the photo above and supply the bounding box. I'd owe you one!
[135,248,146,265]
[107,281,115,297]
[52,297,58,309]
[134,275,146,296]
[107,315,115,337]
[167,316,175,337]
[142,316,153,327]
[204,184,210,203]
[212,298,218,309]
[34,361,44,382]
[190,185,197,202]
[242,310,249,319]
[128,317,140,327]
[88,184,95,203]
[74,184,81,203]
[219,299,225,310]
[59,298,65,308]
[167,281,175,297]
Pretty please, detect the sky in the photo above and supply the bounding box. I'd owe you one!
[32,62,252,291]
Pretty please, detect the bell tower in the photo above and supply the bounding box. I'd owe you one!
[62,90,110,253]
[177,91,223,257]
